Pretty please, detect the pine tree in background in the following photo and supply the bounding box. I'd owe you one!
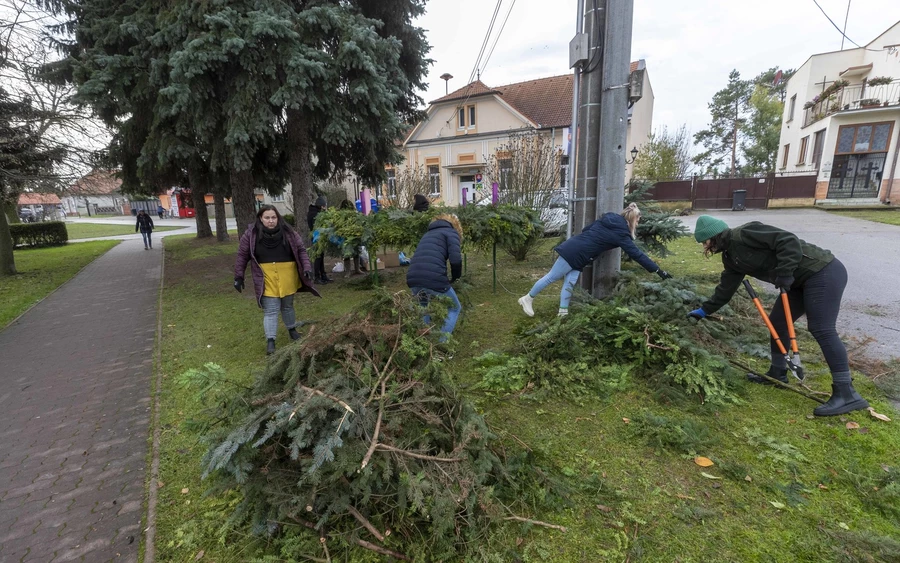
[625,181,688,256]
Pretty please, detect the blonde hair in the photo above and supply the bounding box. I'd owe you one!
[620,202,641,239]
[435,213,463,242]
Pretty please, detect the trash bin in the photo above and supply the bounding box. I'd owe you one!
[732,189,747,211]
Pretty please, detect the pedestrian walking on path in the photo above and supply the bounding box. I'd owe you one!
[234,205,321,355]
[689,215,869,417]
[136,209,154,249]
[0,239,160,562]
[518,203,672,318]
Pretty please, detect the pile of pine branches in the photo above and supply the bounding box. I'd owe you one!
[181,291,560,561]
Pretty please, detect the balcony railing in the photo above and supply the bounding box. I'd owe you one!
[802,80,900,128]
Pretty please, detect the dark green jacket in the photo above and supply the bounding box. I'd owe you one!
[701,222,834,314]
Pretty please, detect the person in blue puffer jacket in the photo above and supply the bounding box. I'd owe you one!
[407,214,463,341]
[518,203,673,317]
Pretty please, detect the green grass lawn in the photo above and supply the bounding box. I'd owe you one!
[0,240,119,328]
[65,222,182,239]
[825,208,900,226]
[154,234,900,562]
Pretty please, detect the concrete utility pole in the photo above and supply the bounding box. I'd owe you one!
[592,0,635,297]
[573,0,605,291]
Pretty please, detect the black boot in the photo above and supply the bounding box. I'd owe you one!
[266,338,276,355]
[747,366,788,385]
[288,327,301,341]
[813,382,869,416]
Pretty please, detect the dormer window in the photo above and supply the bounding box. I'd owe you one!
[457,105,476,130]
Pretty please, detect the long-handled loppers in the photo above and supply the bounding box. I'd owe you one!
[742,280,805,381]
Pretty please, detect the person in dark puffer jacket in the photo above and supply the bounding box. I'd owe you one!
[518,203,672,318]
[406,214,463,341]
[689,215,868,417]
[412,193,430,212]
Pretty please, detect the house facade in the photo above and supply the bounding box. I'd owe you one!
[777,22,900,205]
[64,170,126,217]
[397,61,654,206]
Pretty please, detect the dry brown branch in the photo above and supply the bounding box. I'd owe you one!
[503,515,567,532]
[353,538,410,561]
[643,327,673,351]
[361,379,386,470]
[299,385,355,414]
[375,444,464,463]
[729,360,826,404]
[346,505,385,542]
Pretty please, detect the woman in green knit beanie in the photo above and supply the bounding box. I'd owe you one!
[689,215,868,417]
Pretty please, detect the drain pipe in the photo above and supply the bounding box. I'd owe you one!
[884,124,900,205]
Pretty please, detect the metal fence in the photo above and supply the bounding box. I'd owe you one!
[638,174,818,209]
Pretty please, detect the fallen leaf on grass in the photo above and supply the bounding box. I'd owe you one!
[818,484,829,490]
[838,522,850,530]
[596,504,613,512]
[181,487,189,494]
[694,456,714,467]
[744,475,753,482]
[157,481,165,488]
[868,407,892,422]
[769,501,786,510]
[622,418,630,424]
[846,421,860,429]
[194,550,205,560]
[700,472,721,480]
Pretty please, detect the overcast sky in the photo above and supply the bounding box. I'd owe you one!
[415,0,900,137]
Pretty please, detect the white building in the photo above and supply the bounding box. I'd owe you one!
[399,61,654,206]
[777,21,900,205]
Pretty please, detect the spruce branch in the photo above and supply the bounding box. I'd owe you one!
[374,444,464,463]
[353,539,410,561]
[346,505,385,542]
[361,378,386,470]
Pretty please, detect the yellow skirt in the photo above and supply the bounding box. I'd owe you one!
[260,261,302,298]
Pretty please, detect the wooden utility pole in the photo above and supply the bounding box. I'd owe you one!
[591,0,634,297]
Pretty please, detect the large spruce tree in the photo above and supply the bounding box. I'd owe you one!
[44,0,430,239]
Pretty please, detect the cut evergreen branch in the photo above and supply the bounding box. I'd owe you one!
[180,290,564,560]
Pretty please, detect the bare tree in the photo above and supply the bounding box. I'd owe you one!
[482,130,562,210]
[380,164,430,209]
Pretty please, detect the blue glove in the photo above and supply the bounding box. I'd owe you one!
[688,308,706,320]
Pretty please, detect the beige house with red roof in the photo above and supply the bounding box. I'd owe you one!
[64,170,125,217]
[397,60,653,206]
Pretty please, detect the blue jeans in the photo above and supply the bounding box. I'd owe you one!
[528,256,581,309]
[261,295,297,339]
[410,286,461,342]
[140,231,152,248]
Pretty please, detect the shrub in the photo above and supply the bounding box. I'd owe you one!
[10,221,68,248]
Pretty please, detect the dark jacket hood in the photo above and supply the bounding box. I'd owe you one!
[599,212,629,234]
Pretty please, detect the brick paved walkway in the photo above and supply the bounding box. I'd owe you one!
[0,239,161,562]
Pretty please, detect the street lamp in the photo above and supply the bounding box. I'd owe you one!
[625,146,639,164]
[440,73,453,95]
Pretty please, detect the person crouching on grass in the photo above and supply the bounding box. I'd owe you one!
[406,214,463,342]
[233,205,321,355]
[518,203,673,318]
[688,215,868,417]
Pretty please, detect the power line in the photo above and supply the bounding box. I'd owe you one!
[809,0,881,52]
[480,0,517,75]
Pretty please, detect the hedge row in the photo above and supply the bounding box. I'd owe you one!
[10,221,69,248]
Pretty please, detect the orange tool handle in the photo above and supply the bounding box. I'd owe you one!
[780,291,799,353]
[743,281,788,355]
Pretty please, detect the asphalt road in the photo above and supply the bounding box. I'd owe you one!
[679,208,900,363]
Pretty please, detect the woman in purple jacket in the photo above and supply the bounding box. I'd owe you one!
[234,206,321,354]
[518,203,672,317]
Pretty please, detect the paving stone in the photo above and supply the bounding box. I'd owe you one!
[0,240,161,562]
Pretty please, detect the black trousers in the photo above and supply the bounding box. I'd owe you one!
[768,258,849,374]
[314,255,326,279]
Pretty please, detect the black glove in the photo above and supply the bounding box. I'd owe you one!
[688,308,706,320]
[450,262,462,283]
[303,270,313,280]
[234,278,244,293]
[773,275,794,291]
[657,269,673,280]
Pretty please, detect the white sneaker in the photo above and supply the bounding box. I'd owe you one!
[558,308,569,317]
[518,294,534,317]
